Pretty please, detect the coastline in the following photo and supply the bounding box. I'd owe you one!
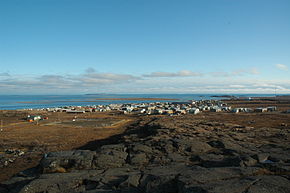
[15,97,179,104]
[1,94,289,110]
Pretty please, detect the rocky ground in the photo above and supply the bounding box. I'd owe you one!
[0,111,132,182]
[1,113,289,193]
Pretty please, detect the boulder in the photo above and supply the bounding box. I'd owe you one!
[94,151,128,169]
[130,153,148,166]
[132,144,153,153]
[173,139,213,154]
[40,150,96,173]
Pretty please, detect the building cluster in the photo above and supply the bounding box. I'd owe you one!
[231,106,277,113]
[36,100,279,115]
[41,100,233,115]
[25,100,280,122]
[26,115,48,122]
[119,100,230,115]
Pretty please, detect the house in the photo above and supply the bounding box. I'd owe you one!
[164,109,174,115]
[243,108,253,113]
[66,110,85,114]
[210,106,222,112]
[139,109,146,114]
[27,115,42,122]
[267,106,277,112]
[222,106,231,111]
[123,110,130,114]
[231,108,240,113]
[254,108,267,113]
[188,108,200,115]
[147,109,158,115]
[176,109,187,115]
[156,109,165,114]
[211,108,222,112]
[85,108,93,112]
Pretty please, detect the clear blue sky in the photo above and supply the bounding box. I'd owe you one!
[0,0,289,94]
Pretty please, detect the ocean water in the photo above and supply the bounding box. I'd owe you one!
[0,94,276,110]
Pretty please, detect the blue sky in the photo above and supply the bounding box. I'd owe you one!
[0,0,289,94]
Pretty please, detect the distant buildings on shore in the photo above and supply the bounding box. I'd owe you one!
[24,99,279,116]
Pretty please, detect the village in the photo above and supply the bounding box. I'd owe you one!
[24,99,282,122]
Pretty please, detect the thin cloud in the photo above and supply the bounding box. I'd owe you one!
[80,74,138,85]
[229,85,246,88]
[275,64,288,71]
[79,68,140,84]
[79,69,140,85]
[231,68,260,76]
[210,72,230,77]
[1,68,289,94]
[143,70,202,78]
[0,70,140,92]
[0,72,10,77]
[211,68,259,77]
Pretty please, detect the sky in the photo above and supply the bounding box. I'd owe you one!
[0,0,289,94]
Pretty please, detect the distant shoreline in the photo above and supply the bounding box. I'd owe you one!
[93,98,179,101]
[210,95,236,98]
[16,97,179,104]
[238,95,290,101]
[2,94,288,110]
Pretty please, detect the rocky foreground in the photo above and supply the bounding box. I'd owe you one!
[1,115,290,193]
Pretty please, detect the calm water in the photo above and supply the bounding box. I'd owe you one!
[0,94,276,110]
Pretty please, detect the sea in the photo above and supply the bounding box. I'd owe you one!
[0,94,277,110]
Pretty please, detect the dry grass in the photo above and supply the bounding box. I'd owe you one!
[0,111,136,182]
